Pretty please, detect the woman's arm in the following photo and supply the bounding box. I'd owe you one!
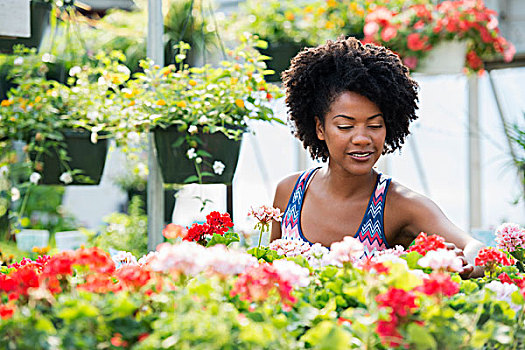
[388,183,485,278]
[270,173,301,243]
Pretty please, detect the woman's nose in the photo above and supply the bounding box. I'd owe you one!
[351,128,372,145]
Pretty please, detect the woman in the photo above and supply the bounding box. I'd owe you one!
[270,37,484,278]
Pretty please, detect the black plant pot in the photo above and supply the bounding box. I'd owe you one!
[31,130,109,185]
[259,41,304,82]
[127,189,177,223]
[154,126,242,185]
[0,1,52,54]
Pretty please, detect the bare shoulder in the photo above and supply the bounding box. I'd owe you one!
[273,172,302,210]
[386,180,439,216]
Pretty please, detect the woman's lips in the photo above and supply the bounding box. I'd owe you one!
[347,151,373,161]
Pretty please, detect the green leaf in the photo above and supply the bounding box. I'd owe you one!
[206,231,240,247]
[196,149,213,158]
[511,290,525,305]
[300,321,352,350]
[403,251,423,269]
[406,323,437,350]
[184,175,199,183]
[171,136,186,148]
[247,246,280,262]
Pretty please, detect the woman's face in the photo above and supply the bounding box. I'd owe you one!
[316,91,386,176]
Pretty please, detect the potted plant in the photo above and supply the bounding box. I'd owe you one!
[361,0,515,74]
[0,50,130,186]
[123,34,283,185]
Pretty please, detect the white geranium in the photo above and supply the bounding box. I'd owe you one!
[30,172,41,184]
[188,125,198,135]
[10,187,20,201]
[69,66,82,76]
[186,148,197,159]
[13,57,24,66]
[59,172,73,185]
[213,161,225,175]
[272,259,310,287]
[418,248,463,272]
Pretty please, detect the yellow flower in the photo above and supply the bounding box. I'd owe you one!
[325,21,335,29]
[327,0,337,7]
[0,99,12,107]
[235,99,245,108]
[317,7,326,15]
[176,101,187,108]
[35,96,42,103]
[304,5,313,13]
[189,80,197,86]
[284,11,295,21]
[156,99,167,106]
[230,77,239,85]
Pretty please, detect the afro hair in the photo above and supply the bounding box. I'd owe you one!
[282,36,420,161]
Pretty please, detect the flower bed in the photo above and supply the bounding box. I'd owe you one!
[1,213,524,349]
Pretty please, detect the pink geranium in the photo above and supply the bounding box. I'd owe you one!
[495,223,525,253]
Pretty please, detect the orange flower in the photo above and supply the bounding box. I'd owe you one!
[0,99,12,107]
[34,96,42,103]
[284,11,295,21]
[327,0,337,7]
[156,99,167,106]
[128,100,136,107]
[162,223,187,239]
[235,99,245,108]
[189,79,197,86]
[176,101,187,108]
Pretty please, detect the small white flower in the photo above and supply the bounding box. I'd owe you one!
[13,57,24,66]
[59,172,73,185]
[418,248,463,272]
[213,161,225,175]
[117,64,131,76]
[198,115,209,124]
[41,53,54,63]
[11,187,20,201]
[149,114,162,121]
[195,157,202,164]
[69,66,82,76]
[71,86,80,93]
[0,165,8,177]
[91,132,98,144]
[136,162,148,177]
[186,148,197,159]
[188,125,198,135]
[30,172,41,184]
[98,76,107,86]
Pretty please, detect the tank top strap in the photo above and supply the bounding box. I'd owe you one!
[354,172,392,257]
[281,167,320,242]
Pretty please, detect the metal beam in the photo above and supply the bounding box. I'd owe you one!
[147,0,164,252]
[468,75,482,231]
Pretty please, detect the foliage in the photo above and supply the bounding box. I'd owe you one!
[91,196,148,259]
[362,0,515,73]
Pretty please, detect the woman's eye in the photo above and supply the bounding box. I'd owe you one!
[337,125,352,130]
[369,125,383,129]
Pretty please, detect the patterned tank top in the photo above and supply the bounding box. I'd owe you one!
[281,168,392,257]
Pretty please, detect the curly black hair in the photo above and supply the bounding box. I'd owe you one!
[282,36,419,161]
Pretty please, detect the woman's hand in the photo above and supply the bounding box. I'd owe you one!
[444,242,475,279]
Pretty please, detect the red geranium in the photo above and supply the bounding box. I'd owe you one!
[474,247,515,267]
[184,211,234,243]
[407,232,447,256]
[417,272,459,298]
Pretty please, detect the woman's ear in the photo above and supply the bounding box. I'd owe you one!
[315,117,325,141]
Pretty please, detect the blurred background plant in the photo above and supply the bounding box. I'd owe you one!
[89,196,148,258]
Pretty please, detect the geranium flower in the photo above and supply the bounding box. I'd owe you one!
[272,259,310,288]
[417,272,459,297]
[495,223,525,253]
[475,247,515,267]
[212,161,226,175]
[162,223,187,240]
[407,232,447,256]
[326,236,365,266]
[418,248,463,272]
[485,281,522,313]
[248,205,283,225]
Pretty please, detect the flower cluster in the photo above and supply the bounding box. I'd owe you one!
[149,242,257,277]
[376,287,419,347]
[417,272,459,298]
[418,248,463,272]
[475,247,516,268]
[184,211,234,243]
[325,236,365,267]
[362,0,515,72]
[407,232,447,256]
[495,223,525,253]
[248,205,283,227]
[230,262,299,310]
[269,239,330,268]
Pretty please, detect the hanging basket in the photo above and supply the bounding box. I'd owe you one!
[416,40,468,75]
[154,126,242,185]
[0,1,52,54]
[259,41,304,82]
[30,129,109,185]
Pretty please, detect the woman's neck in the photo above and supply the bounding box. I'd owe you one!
[317,164,378,199]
